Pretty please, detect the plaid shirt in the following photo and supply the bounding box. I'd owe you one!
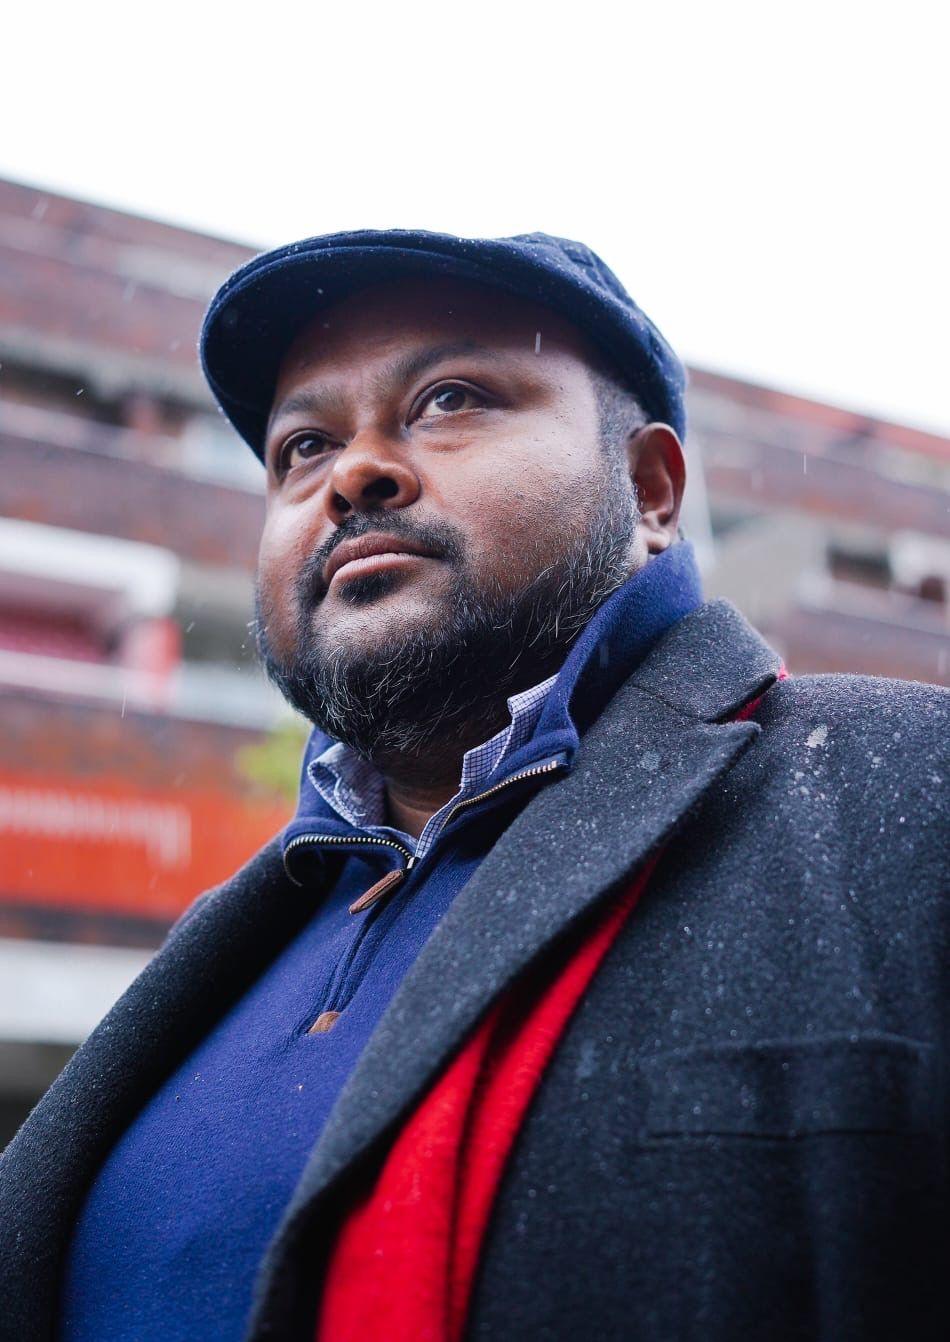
[307,674,558,863]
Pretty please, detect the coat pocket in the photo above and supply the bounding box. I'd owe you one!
[637,1031,936,1140]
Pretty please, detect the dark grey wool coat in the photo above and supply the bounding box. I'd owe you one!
[1,602,947,1342]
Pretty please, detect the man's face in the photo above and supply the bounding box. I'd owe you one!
[255,276,643,759]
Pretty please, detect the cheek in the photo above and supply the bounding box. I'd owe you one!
[455,454,598,574]
[256,514,311,655]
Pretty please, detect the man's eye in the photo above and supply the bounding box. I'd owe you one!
[416,384,484,419]
[281,434,333,471]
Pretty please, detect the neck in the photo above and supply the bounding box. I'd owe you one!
[374,699,514,839]
[383,777,456,840]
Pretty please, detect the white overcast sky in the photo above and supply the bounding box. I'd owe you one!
[3,2,948,435]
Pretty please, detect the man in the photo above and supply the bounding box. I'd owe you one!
[1,231,946,1342]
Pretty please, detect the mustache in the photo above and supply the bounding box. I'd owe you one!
[299,511,468,604]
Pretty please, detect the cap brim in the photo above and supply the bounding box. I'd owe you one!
[199,231,683,460]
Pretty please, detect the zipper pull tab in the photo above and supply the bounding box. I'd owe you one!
[349,867,406,914]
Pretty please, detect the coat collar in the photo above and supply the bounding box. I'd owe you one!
[0,599,781,1341]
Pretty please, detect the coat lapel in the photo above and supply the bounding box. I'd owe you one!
[248,600,782,1333]
[0,837,321,1342]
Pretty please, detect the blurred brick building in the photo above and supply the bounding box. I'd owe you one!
[0,177,947,1139]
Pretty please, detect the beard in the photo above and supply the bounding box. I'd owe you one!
[255,469,638,767]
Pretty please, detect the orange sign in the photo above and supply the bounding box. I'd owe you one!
[0,769,291,920]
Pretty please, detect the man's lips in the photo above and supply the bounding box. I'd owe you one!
[322,532,440,588]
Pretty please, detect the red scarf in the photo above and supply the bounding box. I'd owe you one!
[315,856,658,1342]
[316,678,784,1342]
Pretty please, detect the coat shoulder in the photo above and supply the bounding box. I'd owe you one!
[766,668,948,717]
[738,670,947,858]
[163,833,288,943]
[757,671,947,768]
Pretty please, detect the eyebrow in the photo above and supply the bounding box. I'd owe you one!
[266,340,504,437]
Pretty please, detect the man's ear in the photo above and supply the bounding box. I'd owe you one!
[626,424,687,554]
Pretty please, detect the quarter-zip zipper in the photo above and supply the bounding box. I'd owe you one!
[343,758,565,914]
[439,757,565,830]
[284,756,566,894]
[345,759,565,914]
[283,832,416,885]
[295,755,569,1018]
[349,867,406,914]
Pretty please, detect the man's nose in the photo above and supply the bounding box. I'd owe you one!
[324,433,420,523]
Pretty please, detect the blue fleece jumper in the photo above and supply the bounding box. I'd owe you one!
[59,543,703,1342]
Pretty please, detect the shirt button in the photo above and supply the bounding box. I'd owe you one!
[308,1010,341,1034]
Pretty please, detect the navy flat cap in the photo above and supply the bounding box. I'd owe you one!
[199,229,687,460]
